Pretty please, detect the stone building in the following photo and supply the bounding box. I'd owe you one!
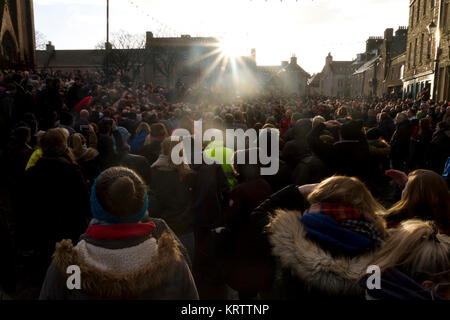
[403,0,449,101]
[351,27,408,98]
[436,0,449,102]
[0,0,36,69]
[257,55,310,96]
[310,53,353,97]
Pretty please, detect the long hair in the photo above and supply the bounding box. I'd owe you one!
[386,170,450,234]
[135,122,151,135]
[370,219,450,284]
[307,176,387,236]
[159,137,193,181]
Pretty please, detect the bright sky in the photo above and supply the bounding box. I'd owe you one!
[34,0,409,74]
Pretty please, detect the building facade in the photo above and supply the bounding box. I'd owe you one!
[436,0,450,102]
[0,0,36,69]
[310,53,353,97]
[403,0,446,100]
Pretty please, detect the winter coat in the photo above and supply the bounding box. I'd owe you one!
[148,160,197,237]
[15,156,90,284]
[430,130,450,174]
[129,131,149,154]
[223,178,273,294]
[292,155,331,186]
[362,268,443,300]
[139,138,163,165]
[39,219,199,300]
[378,119,395,142]
[262,209,376,299]
[390,121,412,161]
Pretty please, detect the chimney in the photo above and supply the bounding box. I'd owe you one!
[384,28,394,42]
[290,54,297,65]
[326,52,333,64]
[46,41,55,52]
[146,31,154,48]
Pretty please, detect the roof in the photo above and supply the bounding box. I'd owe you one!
[329,61,353,74]
[308,73,322,86]
[353,56,380,75]
[285,62,311,78]
[36,50,105,69]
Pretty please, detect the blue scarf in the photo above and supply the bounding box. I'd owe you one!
[90,175,149,224]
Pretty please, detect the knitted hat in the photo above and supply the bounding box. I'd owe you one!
[91,167,148,224]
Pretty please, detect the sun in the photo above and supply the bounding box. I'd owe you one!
[219,36,246,58]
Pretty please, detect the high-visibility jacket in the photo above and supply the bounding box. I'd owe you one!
[204,141,237,190]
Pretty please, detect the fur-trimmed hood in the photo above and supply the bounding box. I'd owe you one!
[268,209,375,296]
[51,232,184,299]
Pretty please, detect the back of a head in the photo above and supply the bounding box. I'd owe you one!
[340,120,364,141]
[60,112,74,127]
[93,167,147,222]
[40,128,68,156]
[372,219,450,284]
[308,176,386,229]
[150,123,168,138]
[393,169,450,233]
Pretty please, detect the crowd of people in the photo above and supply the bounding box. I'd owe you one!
[0,68,449,300]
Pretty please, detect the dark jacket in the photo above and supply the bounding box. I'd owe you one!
[15,156,90,284]
[39,218,198,300]
[223,178,273,294]
[292,155,331,186]
[148,168,197,237]
[390,120,412,161]
[430,130,450,174]
[362,268,442,300]
[378,119,395,142]
[139,139,163,165]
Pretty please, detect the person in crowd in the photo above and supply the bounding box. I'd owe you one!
[148,138,197,260]
[222,149,273,300]
[429,121,450,174]
[15,128,91,289]
[251,176,387,299]
[384,169,450,234]
[139,123,169,165]
[68,132,100,186]
[409,118,433,170]
[364,220,450,300]
[377,112,396,143]
[39,166,198,300]
[390,112,412,171]
[129,122,151,154]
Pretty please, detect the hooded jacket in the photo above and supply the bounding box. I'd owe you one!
[39,218,198,300]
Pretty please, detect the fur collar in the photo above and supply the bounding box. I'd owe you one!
[268,209,375,296]
[52,232,183,299]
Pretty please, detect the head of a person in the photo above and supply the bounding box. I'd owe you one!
[371,219,450,299]
[312,115,326,128]
[91,167,148,224]
[60,112,74,127]
[136,122,151,136]
[232,148,261,182]
[308,176,386,233]
[80,109,90,120]
[40,128,75,162]
[340,120,364,141]
[395,112,409,125]
[149,123,168,139]
[388,170,450,234]
[12,126,31,146]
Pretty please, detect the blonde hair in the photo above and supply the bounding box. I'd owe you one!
[307,176,387,235]
[136,122,151,135]
[386,170,450,234]
[160,137,193,181]
[370,219,450,283]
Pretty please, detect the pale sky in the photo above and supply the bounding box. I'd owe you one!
[34,0,409,74]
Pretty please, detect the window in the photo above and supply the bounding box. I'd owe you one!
[414,38,418,66]
[427,36,432,59]
[424,0,427,16]
[420,33,424,64]
[443,3,448,30]
[411,6,415,28]
[417,0,421,21]
[431,0,434,8]
[408,42,412,68]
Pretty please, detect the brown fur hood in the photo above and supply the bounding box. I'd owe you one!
[51,232,184,299]
[267,209,375,296]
